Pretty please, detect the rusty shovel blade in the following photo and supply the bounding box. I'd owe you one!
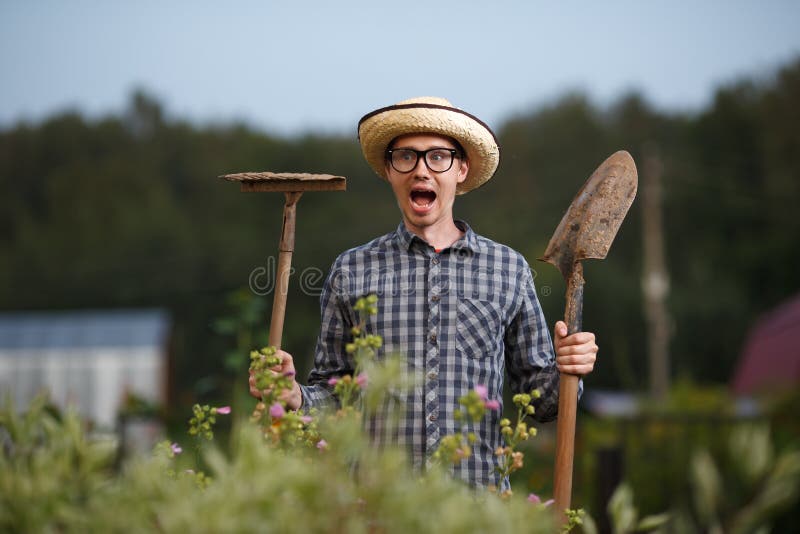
[541,150,638,520]
[539,150,638,279]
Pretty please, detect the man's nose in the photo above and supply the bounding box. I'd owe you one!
[412,155,431,176]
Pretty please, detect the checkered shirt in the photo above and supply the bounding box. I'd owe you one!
[300,221,569,489]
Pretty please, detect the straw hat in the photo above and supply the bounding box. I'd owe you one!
[357,97,500,194]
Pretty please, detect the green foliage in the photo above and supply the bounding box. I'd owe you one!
[432,388,487,468]
[674,425,800,534]
[582,404,800,533]
[248,345,321,448]
[0,396,117,531]
[582,383,751,517]
[0,293,570,532]
[213,288,269,376]
[0,394,558,533]
[491,390,542,489]
[605,484,669,534]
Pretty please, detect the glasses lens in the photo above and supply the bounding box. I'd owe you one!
[391,149,417,172]
[425,149,454,172]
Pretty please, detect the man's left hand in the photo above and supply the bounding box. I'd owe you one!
[553,320,598,376]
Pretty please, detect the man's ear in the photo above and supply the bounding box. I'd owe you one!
[457,159,469,184]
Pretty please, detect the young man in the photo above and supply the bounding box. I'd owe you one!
[249,97,598,489]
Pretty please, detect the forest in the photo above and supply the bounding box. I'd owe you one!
[1,57,798,412]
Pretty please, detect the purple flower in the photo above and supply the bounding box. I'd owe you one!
[300,415,313,424]
[216,406,231,415]
[355,372,368,387]
[484,399,501,411]
[474,384,489,401]
[170,442,182,455]
[327,377,339,386]
[269,403,285,418]
[316,439,328,450]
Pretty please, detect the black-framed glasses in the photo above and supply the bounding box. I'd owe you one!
[386,148,459,173]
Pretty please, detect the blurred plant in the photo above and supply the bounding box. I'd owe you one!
[0,395,117,531]
[656,378,735,416]
[581,382,755,518]
[154,439,211,489]
[673,424,800,534]
[337,294,383,411]
[213,288,269,375]
[243,295,382,453]
[602,483,669,534]
[0,294,605,532]
[493,389,542,493]
[186,403,230,467]
[562,508,588,533]
[118,389,161,418]
[432,384,498,467]
[153,403,231,487]
[248,345,321,450]
[0,391,558,533]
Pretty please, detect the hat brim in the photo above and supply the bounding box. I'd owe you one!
[358,102,499,195]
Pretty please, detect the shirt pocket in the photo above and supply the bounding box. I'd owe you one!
[456,298,503,359]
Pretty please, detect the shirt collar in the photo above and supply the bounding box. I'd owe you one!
[393,220,480,253]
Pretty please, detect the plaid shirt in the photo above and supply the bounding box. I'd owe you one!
[300,221,568,489]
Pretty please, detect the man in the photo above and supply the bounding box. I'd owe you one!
[249,96,598,489]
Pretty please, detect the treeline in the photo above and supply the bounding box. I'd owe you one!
[1,59,798,408]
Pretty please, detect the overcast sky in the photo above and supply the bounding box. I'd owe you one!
[2,0,799,136]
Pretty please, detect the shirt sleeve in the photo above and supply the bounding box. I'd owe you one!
[504,266,582,422]
[299,259,355,412]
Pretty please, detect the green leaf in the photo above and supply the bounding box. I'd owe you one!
[636,513,670,531]
[608,483,638,534]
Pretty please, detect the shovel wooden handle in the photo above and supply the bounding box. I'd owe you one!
[553,262,584,520]
[268,192,302,348]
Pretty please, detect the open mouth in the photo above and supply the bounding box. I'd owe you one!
[410,189,437,208]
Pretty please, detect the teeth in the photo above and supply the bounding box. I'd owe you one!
[411,190,435,208]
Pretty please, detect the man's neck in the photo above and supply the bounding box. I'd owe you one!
[403,218,464,251]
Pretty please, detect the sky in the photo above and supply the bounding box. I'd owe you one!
[2,0,799,137]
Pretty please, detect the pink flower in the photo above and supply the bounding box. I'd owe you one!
[527,493,554,506]
[355,372,368,387]
[474,384,489,401]
[316,439,328,450]
[485,399,501,411]
[269,403,285,418]
[170,442,182,455]
[216,406,231,415]
[327,377,339,386]
[300,415,313,424]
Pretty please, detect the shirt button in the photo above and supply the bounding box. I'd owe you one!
[432,257,440,265]
[430,333,437,343]
[427,371,437,380]
[431,294,440,302]
[429,414,437,422]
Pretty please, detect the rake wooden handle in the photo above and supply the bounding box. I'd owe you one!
[553,262,584,521]
[268,192,302,348]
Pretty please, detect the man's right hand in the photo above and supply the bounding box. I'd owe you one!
[248,349,302,411]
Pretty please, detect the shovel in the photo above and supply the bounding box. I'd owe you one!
[539,151,638,518]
